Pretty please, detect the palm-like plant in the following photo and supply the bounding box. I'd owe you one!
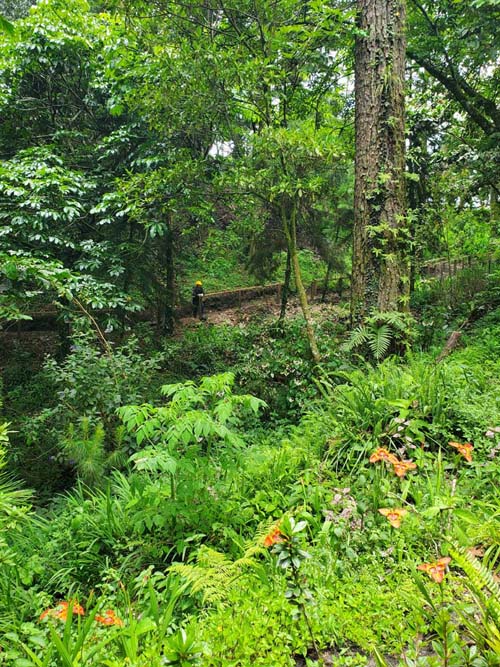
[343,310,416,361]
[62,419,127,487]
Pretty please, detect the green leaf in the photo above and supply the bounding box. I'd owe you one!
[0,15,14,34]
[47,627,73,667]
[292,520,308,533]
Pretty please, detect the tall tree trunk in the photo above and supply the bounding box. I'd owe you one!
[282,199,320,363]
[351,0,408,320]
[163,212,175,335]
[407,120,430,295]
[279,247,292,321]
[491,187,500,226]
[118,219,135,338]
[321,260,333,303]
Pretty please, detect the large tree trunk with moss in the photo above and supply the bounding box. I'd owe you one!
[281,199,320,363]
[351,0,409,320]
[154,213,176,335]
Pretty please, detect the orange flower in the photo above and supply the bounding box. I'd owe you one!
[449,441,473,462]
[95,609,124,627]
[378,508,408,528]
[263,527,285,548]
[392,460,417,477]
[369,448,399,465]
[40,601,85,622]
[417,557,451,583]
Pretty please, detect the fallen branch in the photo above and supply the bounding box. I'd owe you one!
[435,330,462,363]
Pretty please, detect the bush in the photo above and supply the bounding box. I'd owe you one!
[6,335,166,496]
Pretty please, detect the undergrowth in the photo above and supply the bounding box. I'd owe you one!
[0,308,499,665]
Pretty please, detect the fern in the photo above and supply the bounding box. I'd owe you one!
[342,325,369,352]
[366,310,412,331]
[449,543,500,626]
[448,542,500,654]
[343,310,416,361]
[368,324,391,360]
[170,545,262,604]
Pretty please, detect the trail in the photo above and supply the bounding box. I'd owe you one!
[0,295,345,369]
[178,294,344,330]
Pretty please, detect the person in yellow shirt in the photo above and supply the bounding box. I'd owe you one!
[191,280,205,319]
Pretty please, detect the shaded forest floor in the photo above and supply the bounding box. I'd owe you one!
[179,293,345,329]
[0,294,345,367]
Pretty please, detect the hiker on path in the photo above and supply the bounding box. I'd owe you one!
[192,280,205,319]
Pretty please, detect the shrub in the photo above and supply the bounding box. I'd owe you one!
[7,335,166,495]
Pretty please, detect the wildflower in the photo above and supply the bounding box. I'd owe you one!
[369,448,398,465]
[449,441,473,462]
[95,609,124,627]
[263,527,285,548]
[40,601,85,622]
[417,557,451,583]
[392,460,417,477]
[378,508,408,528]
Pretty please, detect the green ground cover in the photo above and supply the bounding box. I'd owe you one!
[1,297,500,666]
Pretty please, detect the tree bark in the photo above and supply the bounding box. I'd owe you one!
[282,199,321,363]
[163,212,175,335]
[407,49,499,136]
[435,330,462,363]
[279,247,292,321]
[351,0,409,320]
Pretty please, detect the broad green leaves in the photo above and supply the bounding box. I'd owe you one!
[0,253,137,328]
[119,372,266,453]
[0,15,14,34]
[0,148,92,255]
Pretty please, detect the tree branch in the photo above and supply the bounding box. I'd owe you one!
[407,49,498,135]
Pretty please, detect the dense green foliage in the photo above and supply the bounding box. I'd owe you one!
[0,0,499,665]
[2,300,500,665]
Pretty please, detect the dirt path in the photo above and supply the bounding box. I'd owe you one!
[178,294,345,330]
[0,295,346,365]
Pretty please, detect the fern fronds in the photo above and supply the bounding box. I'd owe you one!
[170,545,261,604]
[449,543,500,626]
[366,310,414,330]
[342,325,369,352]
[369,324,391,360]
[343,310,415,361]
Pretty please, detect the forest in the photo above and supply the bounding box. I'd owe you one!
[0,0,499,665]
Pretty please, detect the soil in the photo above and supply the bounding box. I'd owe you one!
[179,294,345,330]
[0,294,347,364]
